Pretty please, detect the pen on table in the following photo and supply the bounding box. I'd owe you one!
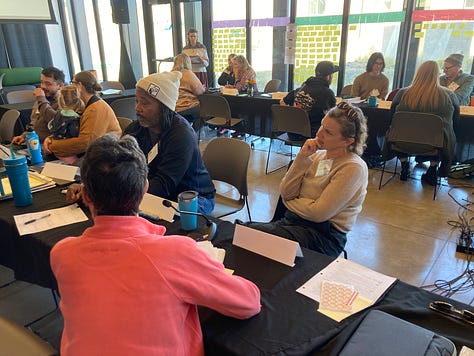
[24,213,51,225]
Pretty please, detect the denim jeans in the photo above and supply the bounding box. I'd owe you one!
[198,196,215,215]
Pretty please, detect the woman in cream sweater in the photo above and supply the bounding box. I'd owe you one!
[172,53,205,129]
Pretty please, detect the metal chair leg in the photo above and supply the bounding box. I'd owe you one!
[378,158,398,190]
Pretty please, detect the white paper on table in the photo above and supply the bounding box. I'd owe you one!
[271,92,288,100]
[41,162,78,182]
[221,87,238,96]
[139,193,177,222]
[14,204,88,236]
[296,257,396,304]
[197,240,226,263]
[460,346,474,356]
[344,97,365,104]
[233,224,303,267]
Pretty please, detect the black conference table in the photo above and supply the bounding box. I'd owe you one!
[217,93,474,162]
[222,93,280,138]
[0,187,473,355]
[358,102,474,162]
[0,89,136,136]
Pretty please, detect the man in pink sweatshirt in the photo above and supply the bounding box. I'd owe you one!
[50,133,261,356]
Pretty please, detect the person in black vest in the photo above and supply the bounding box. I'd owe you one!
[281,61,338,139]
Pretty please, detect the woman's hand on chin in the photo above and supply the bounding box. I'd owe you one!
[300,138,320,157]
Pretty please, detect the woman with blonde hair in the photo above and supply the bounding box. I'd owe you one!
[172,53,205,128]
[241,102,368,257]
[388,60,459,185]
[226,55,257,93]
[47,85,85,140]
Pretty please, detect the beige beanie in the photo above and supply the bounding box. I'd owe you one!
[136,71,182,111]
[445,53,464,67]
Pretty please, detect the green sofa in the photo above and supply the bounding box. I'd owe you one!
[0,67,43,87]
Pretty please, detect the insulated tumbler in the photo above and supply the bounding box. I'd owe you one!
[177,190,198,231]
[3,155,32,207]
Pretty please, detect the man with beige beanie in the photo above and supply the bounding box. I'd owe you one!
[440,53,474,106]
[123,71,215,213]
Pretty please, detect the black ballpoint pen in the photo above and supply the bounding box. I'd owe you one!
[24,213,51,225]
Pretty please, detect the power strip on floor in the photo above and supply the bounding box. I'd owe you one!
[456,233,474,254]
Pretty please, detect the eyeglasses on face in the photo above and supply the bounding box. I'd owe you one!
[40,80,56,87]
[443,65,456,72]
[429,301,474,325]
[70,80,79,85]
[337,101,359,122]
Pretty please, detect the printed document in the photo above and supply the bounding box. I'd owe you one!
[14,204,88,236]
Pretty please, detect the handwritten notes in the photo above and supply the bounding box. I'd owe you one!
[297,258,396,321]
[14,204,88,236]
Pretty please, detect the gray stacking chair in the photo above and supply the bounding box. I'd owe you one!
[266,105,311,174]
[202,137,252,221]
[6,90,35,104]
[263,79,281,93]
[110,97,136,121]
[101,80,125,91]
[0,109,20,144]
[198,94,243,140]
[379,111,444,200]
[117,116,133,131]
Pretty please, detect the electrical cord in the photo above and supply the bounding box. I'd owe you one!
[420,186,474,298]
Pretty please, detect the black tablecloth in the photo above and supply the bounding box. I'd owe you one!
[223,94,280,137]
[358,103,474,162]
[1,187,473,355]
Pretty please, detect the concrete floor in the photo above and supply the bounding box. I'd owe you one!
[1,131,473,351]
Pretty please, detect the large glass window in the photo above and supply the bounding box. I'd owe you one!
[295,1,344,91]
[406,1,474,86]
[212,0,246,87]
[83,0,120,81]
[152,4,174,72]
[250,0,289,91]
[345,0,405,91]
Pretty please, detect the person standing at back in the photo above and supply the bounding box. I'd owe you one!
[439,53,474,106]
[182,28,209,87]
[51,133,261,356]
[281,61,338,138]
[11,66,65,144]
[351,52,389,100]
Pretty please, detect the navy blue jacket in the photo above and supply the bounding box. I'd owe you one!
[124,114,215,201]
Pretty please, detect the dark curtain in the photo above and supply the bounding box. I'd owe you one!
[0,24,52,68]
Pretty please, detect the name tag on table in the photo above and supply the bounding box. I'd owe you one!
[233,224,303,267]
[221,87,238,96]
[41,162,79,182]
[139,193,176,222]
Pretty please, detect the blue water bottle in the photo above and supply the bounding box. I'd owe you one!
[3,154,32,207]
[177,191,198,231]
[25,128,43,165]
